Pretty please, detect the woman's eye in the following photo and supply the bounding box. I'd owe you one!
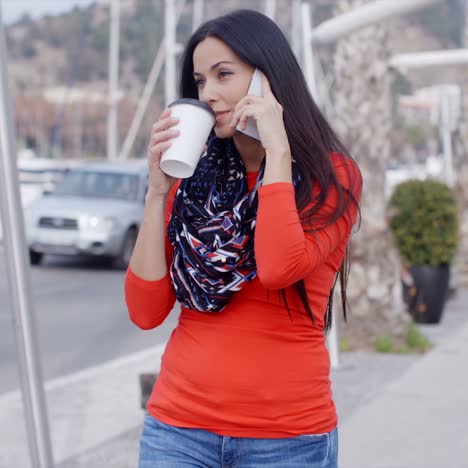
[193,71,231,87]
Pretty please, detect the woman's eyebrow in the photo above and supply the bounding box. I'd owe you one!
[193,61,235,76]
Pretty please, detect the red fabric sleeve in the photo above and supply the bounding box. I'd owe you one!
[125,182,181,329]
[255,155,362,290]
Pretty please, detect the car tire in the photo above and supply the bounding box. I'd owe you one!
[29,249,43,266]
[113,227,137,270]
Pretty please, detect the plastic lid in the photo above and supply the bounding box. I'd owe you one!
[168,98,216,119]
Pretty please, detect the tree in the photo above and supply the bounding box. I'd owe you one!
[452,3,468,287]
[19,37,37,58]
[331,0,409,347]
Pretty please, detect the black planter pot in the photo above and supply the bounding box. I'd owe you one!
[404,264,450,324]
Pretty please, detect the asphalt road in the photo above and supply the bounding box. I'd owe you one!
[0,247,179,394]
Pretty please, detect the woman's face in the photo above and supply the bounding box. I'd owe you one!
[192,37,254,138]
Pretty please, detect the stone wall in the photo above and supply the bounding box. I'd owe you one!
[331,0,410,348]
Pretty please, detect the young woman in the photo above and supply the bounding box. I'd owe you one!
[126,9,362,468]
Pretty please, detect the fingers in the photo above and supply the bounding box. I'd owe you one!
[230,99,245,127]
[231,96,261,122]
[160,107,171,119]
[148,109,180,157]
[236,95,262,109]
[231,105,255,130]
[239,109,252,130]
[150,140,172,154]
[152,110,179,134]
[151,127,180,145]
[152,116,179,133]
[148,140,172,163]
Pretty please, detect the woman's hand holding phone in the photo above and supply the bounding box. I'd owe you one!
[230,71,291,159]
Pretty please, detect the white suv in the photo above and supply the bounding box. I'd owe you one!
[24,160,148,269]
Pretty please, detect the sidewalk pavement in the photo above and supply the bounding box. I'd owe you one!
[1,290,466,468]
[0,344,167,468]
[340,288,468,468]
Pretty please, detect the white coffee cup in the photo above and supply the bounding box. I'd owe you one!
[160,98,216,178]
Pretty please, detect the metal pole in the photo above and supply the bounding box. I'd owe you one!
[301,1,339,368]
[107,0,120,160]
[35,105,47,159]
[264,0,276,20]
[51,101,63,159]
[291,0,302,64]
[301,2,318,99]
[440,93,455,188]
[311,0,443,44]
[119,0,185,160]
[119,41,166,160]
[0,6,54,468]
[192,0,204,32]
[390,49,468,70]
[313,52,334,117]
[74,101,83,160]
[165,0,177,106]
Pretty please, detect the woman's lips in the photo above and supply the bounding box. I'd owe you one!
[215,111,231,123]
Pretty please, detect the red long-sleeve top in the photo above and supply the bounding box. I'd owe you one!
[125,153,362,438]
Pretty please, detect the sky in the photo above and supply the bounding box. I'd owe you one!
[1,0,102,24]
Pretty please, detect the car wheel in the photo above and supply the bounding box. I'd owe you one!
[29,249,43,266]
[113,227,137,270]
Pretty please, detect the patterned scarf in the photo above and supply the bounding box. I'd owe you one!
[168,137,299,312]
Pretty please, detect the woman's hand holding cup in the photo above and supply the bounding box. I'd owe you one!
[159,99,215,179]
[146,108,180,200]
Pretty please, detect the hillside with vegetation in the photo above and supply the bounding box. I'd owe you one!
[5,0,465,158]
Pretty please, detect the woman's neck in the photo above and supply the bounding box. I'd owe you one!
[232,133,264,172]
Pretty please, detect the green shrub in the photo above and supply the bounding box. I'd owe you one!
[374,335,394,353]
[339,338,352,352]
[388,179,459,265]
[406,323,431,351]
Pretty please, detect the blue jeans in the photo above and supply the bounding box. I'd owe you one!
[139,413,338,467]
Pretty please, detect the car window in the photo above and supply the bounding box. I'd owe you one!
[54,171,139,201]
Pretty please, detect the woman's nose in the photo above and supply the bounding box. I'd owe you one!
[200,80,218,104]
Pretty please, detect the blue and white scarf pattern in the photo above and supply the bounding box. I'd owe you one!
[168,137,299,312]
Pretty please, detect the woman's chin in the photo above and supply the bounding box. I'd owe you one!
[214,125,236,139]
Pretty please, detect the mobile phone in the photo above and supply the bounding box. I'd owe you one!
[236,68,263,140]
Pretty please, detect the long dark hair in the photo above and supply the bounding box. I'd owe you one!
[179,9,362,332]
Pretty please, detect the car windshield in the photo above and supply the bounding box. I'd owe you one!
[53,170,139,201]
[19,168,69,185]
